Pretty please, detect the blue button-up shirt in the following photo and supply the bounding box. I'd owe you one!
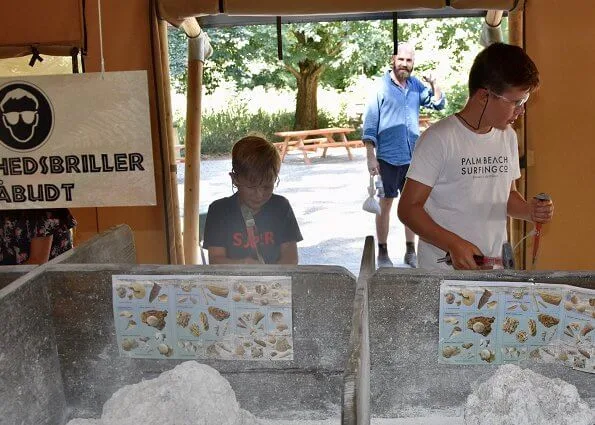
[362,71,445,166]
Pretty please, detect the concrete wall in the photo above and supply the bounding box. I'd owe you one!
[15,264,355,421]
[0,270,67,425]
[368,269,595,417]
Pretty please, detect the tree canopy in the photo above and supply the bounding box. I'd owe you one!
[169,17,494,128]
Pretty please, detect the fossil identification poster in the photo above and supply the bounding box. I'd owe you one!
[439,280,594,373]
[112,275,293,361]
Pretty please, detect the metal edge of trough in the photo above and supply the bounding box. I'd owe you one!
[342,235,374,425]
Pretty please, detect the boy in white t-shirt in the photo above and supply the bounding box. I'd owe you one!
[397,42,554,270]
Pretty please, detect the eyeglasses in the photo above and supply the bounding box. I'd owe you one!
[489,91,530,108]
[233,176,280,192]
[2,111,37,125]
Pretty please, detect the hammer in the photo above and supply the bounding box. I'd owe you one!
[437,242,515,269]
[532,193,552,267]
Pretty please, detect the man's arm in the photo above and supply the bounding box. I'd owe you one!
[421,74,445,110]
[24,235,53,264]
[365,141,380,175]
[507,181,554,223]
[362,92,381,174]
[397,178,484,270]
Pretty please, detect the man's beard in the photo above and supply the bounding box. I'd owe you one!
[393,66,412,80]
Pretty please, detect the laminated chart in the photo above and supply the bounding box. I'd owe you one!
[113,275,293,361]
[439,280,594,373]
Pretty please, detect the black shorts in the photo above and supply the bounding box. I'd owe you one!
[378,159,409,198]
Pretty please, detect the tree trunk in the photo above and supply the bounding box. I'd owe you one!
[294,60,322,130]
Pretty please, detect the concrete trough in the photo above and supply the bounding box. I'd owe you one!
[0,265,36,290]
[0,263,356,424]
[53,224,137,265]
[3,226,593,425]
[368,269,595,419]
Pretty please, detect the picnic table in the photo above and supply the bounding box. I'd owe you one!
[273,127,363,165]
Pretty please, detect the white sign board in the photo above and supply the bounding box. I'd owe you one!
[0,71,156,208]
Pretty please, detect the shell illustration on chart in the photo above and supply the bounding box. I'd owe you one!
[229,281,290,306]
[442,346,461,358]
[121,338,138,351]
[563,293,595,317]
[200,311,209,331]
[236,311,265,332]
[537,314,560,328]
[528,319,537,337]
[271,311,290,332]
[460,289,475,307]
[149,282,162,303]
[479,349,495,363]
[130,282,147,299]
[467,316,494,337]
[206,284,229,298]
[537,290,562,306]
[141,309,168,330]
[502,317,519,334]
[208,306,230,321]
[176,311,191,328]
[157,343,174,357]
[477,289,492,310]
[115,282,149,300]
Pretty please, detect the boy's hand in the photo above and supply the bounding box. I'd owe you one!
[530,197,554,223]
[446,237,484,270]
[243,256,261,265]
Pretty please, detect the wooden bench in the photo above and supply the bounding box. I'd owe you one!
[274,128,359,164]
[299,139,363,151]
[273,137,327,151]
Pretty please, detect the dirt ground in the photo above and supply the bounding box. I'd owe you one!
[179,147,411,275]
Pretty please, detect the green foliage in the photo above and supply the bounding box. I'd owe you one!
[169,17,487,95]
[175,102,361,155]
[443,83,470,116]
[169,21,393,95]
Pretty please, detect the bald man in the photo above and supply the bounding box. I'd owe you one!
[362,42,445,267]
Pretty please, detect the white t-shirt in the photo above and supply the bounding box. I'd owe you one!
[406,115,521,269]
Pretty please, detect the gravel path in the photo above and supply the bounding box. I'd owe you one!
[178,147,410,275]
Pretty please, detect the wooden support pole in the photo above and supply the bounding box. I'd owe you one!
[509,8,526,269]
[158,19,185,264]
[183,28,210,264]
[150,0,183,264]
